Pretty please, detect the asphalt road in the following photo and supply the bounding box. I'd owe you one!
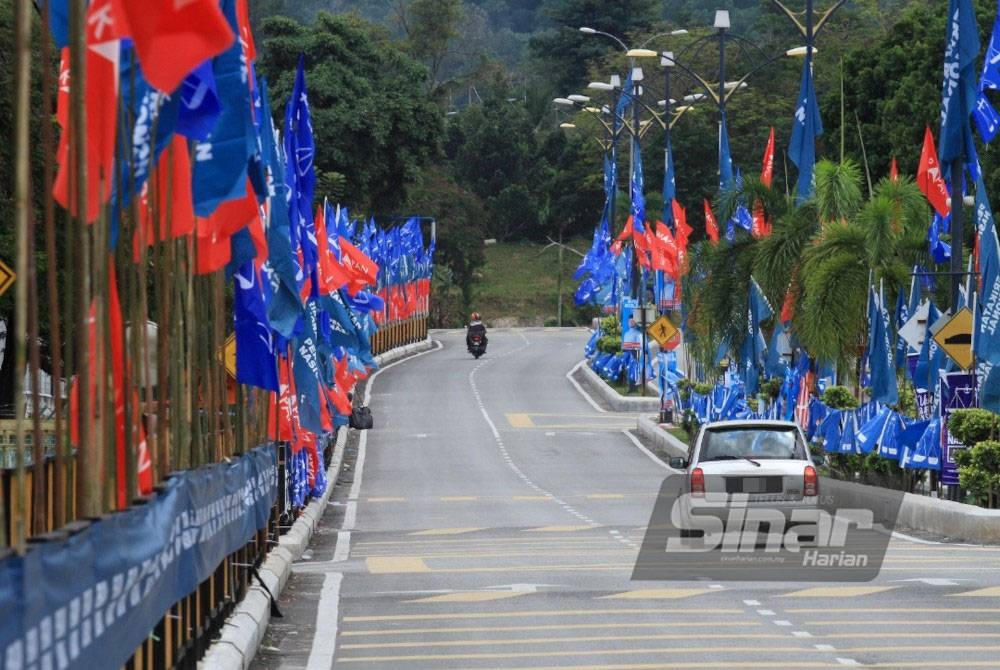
[251,328,1000,670]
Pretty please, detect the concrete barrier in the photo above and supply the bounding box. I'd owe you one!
[820,477,1000,545]
[577,361,661,412]
[633,416,1000,546]
[201,338,436,669]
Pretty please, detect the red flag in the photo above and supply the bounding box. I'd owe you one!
[53,2,122,223]
[889,156,899,182]
[133,136,195,262]
[917,126,950,217]
[704,199,720,243]
[672,201,693,250]
[780,284,796,324]
[653,222,680,279]
[268,359,298,443]
[340,237,380,293]
[761,127,776,188]
[111,0,234,94]
[795,370,814,430]
[195,217,232,275]
[315,205,351,293]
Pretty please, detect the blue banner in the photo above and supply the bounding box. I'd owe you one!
[0,445,277,670]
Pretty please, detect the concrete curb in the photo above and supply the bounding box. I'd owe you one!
[200,338,435,669]
[577,361,661,412]
[635,414,689,460]
[820,477,1000,545]
[633,416,1000,546]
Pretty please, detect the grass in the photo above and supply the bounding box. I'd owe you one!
[474,239,595,327]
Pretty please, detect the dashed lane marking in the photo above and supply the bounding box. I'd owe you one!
[339,632,795,650]
[585,493,625,499]
[439,496,479,502]
[513,495,555,501]
[600,589,717,600]
[365,497,406,503]
[524,524,602,532]
[406,591,532,604]
[779,586,896,598]
[365,557,431,574]
[408,527,483,536]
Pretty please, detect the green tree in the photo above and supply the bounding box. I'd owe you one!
[257,12,443,214]
[395,0,463,99]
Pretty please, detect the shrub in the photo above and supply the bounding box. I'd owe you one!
[761,378,782,399]
[823,385,859,410]
[693,382,713,395]
[955,440,1000,508]
[947,409,999,447]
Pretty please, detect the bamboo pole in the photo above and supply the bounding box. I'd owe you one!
[11,0,32,551]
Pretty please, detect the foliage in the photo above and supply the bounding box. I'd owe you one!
[256,12,443,214]
[405,167,487,314]
[955,441,1000,508]
[822,385,859,410]
[948,409,1000,448]
[597,315,621,353]
[760,378,782,400]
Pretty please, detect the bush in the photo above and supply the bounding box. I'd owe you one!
[761,378,782,399]
[693,382,713,395]
[955,440,1000,508]
[947,409,999,447]
[823,385,859,410]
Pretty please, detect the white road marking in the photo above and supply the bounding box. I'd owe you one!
[744,599,761,606]
[566,360,606,412]
[757,609,776,616]
[305,340,442,670]
[814,644,836,651]
[621,429,677,472]
[792,631,813,638]
[836,659,861,666]
[306,572,342,670]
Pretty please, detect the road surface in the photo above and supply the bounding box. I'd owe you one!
[251,328,1000,669]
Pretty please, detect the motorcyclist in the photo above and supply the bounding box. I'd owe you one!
[466,312,487,351]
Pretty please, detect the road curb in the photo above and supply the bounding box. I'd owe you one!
[635,414,689,459]
[577,360,661,412]
[199,338,435,669]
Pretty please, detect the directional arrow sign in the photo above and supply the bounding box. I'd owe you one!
[647,314,679,349]
[933,307,974,370]
[898,300,930,352]
[0,259,16,298]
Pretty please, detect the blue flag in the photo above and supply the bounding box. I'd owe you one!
[177,60,222,142]
[928,212,953,263]
[939,0,980,176]
[291,302,325,435]
[901,418,942,471]
[974,175,1000,411]
[192,0,253,215]
[789,61,823,203]
[719,115,734,189]
[234,262,279,391]
[869,290,899,406]
[973,93,1000,143]
[663,137,676,227]
[630,136,646,231]
[48,0,70,48]
[284,55,318,280]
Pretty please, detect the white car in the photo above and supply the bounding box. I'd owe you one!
[669,420,820,547]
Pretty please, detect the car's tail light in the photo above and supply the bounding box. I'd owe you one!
[690,467,705,497]
[803,465,818,497]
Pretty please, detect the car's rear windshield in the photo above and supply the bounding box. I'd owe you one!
[700,426,807,461]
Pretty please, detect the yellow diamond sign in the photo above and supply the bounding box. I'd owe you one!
[646,314,679,349]
[933,307,974,370]
[220,333,237,379]
[0,259,16,298]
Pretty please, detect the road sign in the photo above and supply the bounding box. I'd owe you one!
[898,300,930,352]
[933,307,974,370]
[0,259,16,298]
[646,314,679,348]
[220,333,237,379]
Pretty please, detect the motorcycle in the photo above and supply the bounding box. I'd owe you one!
[468,333,487,359]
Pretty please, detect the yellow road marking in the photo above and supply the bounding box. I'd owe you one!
[950,586,1000,597]
[406,591,531,604]
[365,497,406,503]
[343,608,745,623]
[805,620,1000,626]
[341,621,762,637]
[601,589,716,600]
[482,665,842,670]
[586,494,625,499]
[335,646,845,663]
[506,413,536,428]
[786,608,1000,613]
[512,495,553,501]
[365,557,430,574]
[439,496,478,502]
[524,524,601,532]
[779,586,896,598]
[340,632,789,650]
[408,527,483,537]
